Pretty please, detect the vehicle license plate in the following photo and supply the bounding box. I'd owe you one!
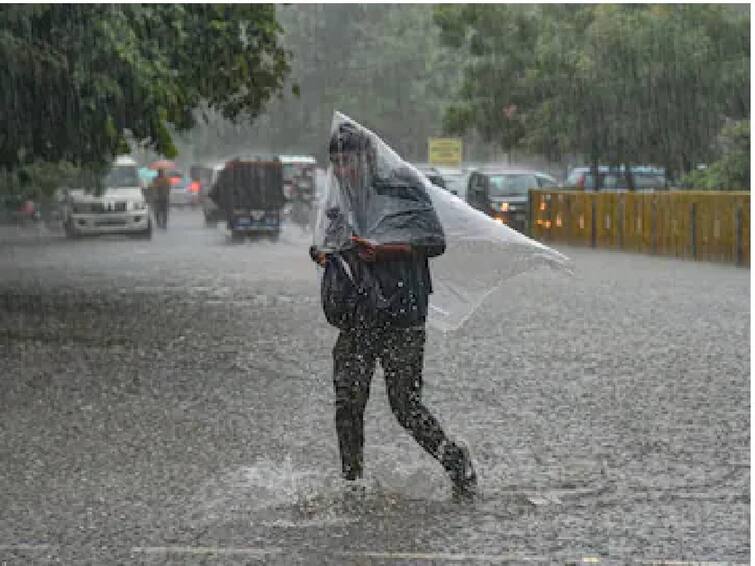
[95,218,127,226]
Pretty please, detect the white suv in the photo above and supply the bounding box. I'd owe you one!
[63,156,152,239]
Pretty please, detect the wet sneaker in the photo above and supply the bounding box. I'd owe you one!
[338,481,367,514]
[343,482,367,498]
[445,443,478,502]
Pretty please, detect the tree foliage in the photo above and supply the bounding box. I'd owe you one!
[681,120,750,190]
[0,5,291,172]
[182,5,472,164]
[434,4,750,181]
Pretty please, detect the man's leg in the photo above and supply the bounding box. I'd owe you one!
[332,329,375,480]
[156,200,165,228]
[382,326,477,497]
[158,199,167,228]
[381,326,448,458]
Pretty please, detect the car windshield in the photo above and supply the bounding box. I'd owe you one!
[104,166,140,187]
[488,174,535,196]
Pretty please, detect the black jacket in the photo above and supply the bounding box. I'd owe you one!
[348,241,442,328]
[321,168,445,329]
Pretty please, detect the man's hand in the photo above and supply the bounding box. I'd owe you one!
[309,245,329,267]
[351,236,378,263]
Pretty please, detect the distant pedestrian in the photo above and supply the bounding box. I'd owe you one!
[151,169,171,229]
[310,122,477,500]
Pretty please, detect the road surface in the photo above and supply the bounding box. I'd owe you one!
[0,210,749,564]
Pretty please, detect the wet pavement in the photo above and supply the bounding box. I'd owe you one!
[0,209,749,564]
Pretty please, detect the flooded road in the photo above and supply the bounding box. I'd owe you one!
[0,209,749,564]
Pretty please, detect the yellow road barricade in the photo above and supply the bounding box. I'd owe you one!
[530,190,749,266]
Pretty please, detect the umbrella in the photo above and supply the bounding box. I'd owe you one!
[148,159,176,171]
[138,167,158,182]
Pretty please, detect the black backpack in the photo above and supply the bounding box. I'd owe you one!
[321,251,427,330]
[321,253,360,330]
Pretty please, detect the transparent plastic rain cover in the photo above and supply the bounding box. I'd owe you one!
[314,112,571,331]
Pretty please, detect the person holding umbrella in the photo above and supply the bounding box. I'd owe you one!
[149,163,173,229]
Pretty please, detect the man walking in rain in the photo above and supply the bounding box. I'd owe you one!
[150,168,171,229]
[310,121,478,500]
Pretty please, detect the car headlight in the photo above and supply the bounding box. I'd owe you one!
[131,201,147,210]
[500,202,509,212]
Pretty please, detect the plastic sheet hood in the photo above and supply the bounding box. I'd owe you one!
[314,112,571,331]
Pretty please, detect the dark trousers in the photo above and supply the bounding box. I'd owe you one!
[332,325,452,480]
[154,198,169,228]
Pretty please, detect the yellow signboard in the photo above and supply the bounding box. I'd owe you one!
[428,137,463,166]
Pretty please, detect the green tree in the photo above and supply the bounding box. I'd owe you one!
[681,120,750,190]
[434,4,750,184]
[182,5,474,165]
[0,5,291,174]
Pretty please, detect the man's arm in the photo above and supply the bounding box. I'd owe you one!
[351,237,445,262]
[309,245,329,266]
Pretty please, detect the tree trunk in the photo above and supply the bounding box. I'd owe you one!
[590,144,601,191]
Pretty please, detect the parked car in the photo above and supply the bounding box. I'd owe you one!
[466,168,554,233]
[195,163,226,226]
[279,155,317,201]
[564,165,668,191]
[415,165,448,190]
[414,164,473,198]
[435,166,468,197]
[164,171,198,207]
[63,155,151,239]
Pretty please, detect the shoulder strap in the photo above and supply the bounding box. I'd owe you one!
[335,254,355,283]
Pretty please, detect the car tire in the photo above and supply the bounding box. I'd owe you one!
[134,222,152,240]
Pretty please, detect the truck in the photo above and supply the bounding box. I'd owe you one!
[209,157,286,242]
